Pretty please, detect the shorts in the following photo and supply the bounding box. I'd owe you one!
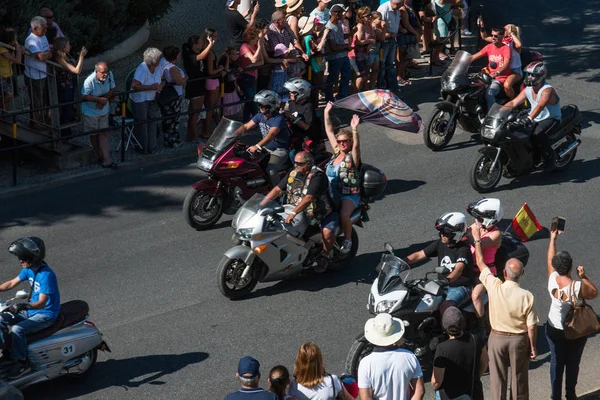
[511,67,523,76]
[349,58,367,74]
[367,52,380,66]
[445,286,472,307]
[339,194,360,208]
[83,114,109,134]
[206,78,220,91]
[184,79,206,99]
[1,76,13,94]
[397,33,417,47]
[320,212,339,232]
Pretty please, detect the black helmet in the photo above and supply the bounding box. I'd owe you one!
[523,61,547,87]
[8,237,46,264]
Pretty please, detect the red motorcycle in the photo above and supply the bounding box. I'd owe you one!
[184,117,331,230]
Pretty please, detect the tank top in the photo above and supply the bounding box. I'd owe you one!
[525,83,562,122]
[502,40,522,69]
[162,61,185,96]
[547,271,583,330]
[469,226,499,275]
[349,24,373,61]
[305,35,325,73]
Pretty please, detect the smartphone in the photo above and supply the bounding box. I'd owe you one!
[551,216,566,232]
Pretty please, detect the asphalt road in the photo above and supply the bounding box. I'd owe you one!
[1,0,599,399]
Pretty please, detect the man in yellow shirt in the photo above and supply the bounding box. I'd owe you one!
[473,226,538,400]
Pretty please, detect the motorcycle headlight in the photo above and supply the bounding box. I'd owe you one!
[441,80,457,92]
[375,300,398,314]
[237,228,253,240]
[481,126,496,139]
[197,158,214,172]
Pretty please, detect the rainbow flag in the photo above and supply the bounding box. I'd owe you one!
[511,203,542,242]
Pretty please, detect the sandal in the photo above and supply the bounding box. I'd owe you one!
[398,78,412,86]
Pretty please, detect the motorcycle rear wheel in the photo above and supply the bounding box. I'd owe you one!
[183,188,224,230]
[66,349,98,380]
[328,228,359,272]
[345,338,373,377]
[552,131,578,171]
[470,153,503,193]
[424,107,456,151]
[217,257,259,299]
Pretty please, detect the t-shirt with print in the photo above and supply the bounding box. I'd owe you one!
[284,100,316,137]
[224,9,249,46]
[326,21,348,61]
[224,387,277,400]
[423,239,475,287]
[251,111,291,150]
[358,347,423,400]
[24,33,50,79]
[288,375,343,400]
[433,334,484,400]
[480,43,511,83]
[18,264,60,320]
[309,8,330,23]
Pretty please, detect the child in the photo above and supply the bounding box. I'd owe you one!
[271,44,304,102]
[268,365,293,400]
[300,15,329,106]
[219,47,244,120]
[369,11,385,90]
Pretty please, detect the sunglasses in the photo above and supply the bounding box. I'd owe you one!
[491,34,500,38]
[258,104,272,111]
[337,139,350,144]
[294,161,308,166]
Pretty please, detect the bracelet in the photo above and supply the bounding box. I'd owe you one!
[290,211,297,216]
[474,239,481,243]
[256,144,262,150]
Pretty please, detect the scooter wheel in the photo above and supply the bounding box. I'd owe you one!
[424,106,457,151]
[183,188,224,230]
[216,257,259,299]
[470,153,502,193]
[66,348,98,380]
[345,338,373,378]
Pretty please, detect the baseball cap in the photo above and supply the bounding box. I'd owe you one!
[274,43,290,57]
[329,4,348,14]
[441,306,465,335]
[238,356,260,378]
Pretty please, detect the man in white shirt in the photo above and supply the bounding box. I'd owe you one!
[377,0,401,90]
[358,313,425,400]
[24,16,52,130]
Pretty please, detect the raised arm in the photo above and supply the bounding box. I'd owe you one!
[323,101,338,146]
[349,114,361,167]
[547,229,559,277]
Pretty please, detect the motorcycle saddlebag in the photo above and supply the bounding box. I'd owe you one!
[494,233,530,278]
[360,163,387,199]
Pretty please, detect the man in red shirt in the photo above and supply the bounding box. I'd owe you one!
[470,27,511,109]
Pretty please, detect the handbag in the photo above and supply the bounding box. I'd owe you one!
[563,281,600,340]
[156,85,179,108]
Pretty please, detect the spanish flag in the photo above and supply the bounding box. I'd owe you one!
[511,203,542,242]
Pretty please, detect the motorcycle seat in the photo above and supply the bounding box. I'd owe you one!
[26,300,89,344]
[556,105,578,130]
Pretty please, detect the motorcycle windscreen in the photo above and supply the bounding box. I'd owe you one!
[233,194,282,229]
[441,50,472,89]
[205,117,244,153]
[484,104,513,129]
[376,254,409,295]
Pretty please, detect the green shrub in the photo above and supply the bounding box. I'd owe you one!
[1,0,175,55]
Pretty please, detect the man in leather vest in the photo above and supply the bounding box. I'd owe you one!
[262,151,339,272]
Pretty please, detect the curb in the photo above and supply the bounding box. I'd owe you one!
[0,146,197,200]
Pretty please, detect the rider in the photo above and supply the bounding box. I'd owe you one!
[470,27,512,109]
[466,198,503,318]
[234,90,292,186]
[324,101,361,254]
[283,78,321,154]
[406,212,475,309]
[0,237,60,379]
[505,61,562,170]
[262,151,339,273]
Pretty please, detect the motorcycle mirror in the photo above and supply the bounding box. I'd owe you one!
[507,113,516,122]
[384,242,394,253]
[259,208,274,216]
[15,290,28,299]
[481,73,492,85]
[274,205,285,213]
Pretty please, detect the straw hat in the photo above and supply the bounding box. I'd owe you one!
[364,313,405,347]
[275,0,287,8]
[286,0,304,13]
[299,16,315,36]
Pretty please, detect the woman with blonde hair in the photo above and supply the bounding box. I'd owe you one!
[288,342,354,400]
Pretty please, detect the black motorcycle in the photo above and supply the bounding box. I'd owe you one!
[424,49,543,151]
[470,104,582,193]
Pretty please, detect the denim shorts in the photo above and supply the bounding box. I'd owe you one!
[339,193,360,208]
[511,67,523,76]
[349,58,367,74]
[445,286,473,307]
[320,212,339,231]
[367,52,380,66]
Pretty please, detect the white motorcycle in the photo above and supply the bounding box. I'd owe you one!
[0,290,110,389]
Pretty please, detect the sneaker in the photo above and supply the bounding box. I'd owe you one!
[313,254,329,273]
[8,361,31,380]
[340,239,352,254]
[462,29,473,36]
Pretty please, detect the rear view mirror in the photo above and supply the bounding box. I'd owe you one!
[480,73,492,85]
[259,208,274,216]
[274,205,285,213]
[15,290,28,299]
[384,242,394,253]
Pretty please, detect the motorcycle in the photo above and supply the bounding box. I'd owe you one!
[0,290,110,389]
[216,164,387,299]
[345,234,529,378]
[470,103,582,193]
[184,118,332,231]
[424,49,543,151]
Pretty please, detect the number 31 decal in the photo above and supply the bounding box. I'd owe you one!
[62,344,76,356]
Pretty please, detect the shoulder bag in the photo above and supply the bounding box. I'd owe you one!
[156,84,179,108]
[328,374,341,400]
[564,281,600,340]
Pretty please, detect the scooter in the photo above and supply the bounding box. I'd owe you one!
[0,290,110,390]
[216,164,387,299]
[184,117,332,231]
[424,49,543,151]
[470,103,582,193]
[345,234,529,378]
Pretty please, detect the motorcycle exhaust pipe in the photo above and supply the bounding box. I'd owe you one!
[558,139,581,159]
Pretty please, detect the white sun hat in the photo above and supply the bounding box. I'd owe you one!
[364,313,405,347]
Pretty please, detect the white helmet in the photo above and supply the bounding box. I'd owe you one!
[254,90,280,112]
[283,78,312,101]
[467,198,504,228]
[435,212,467,243]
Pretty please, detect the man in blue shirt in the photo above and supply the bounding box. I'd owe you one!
[225,356,277,400]
[0,237,60,379]
[234,90,292,186]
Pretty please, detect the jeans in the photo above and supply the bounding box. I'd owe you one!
[325,57,351,102]
[57,84,75,134]
[485,80,503,110]
[378,40,399,90]
[445,285,472,307]
[0,311,56,360]
[238,74,257,122]
[546,323,587,400]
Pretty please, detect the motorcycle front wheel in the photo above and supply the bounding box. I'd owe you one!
[216,257,259,299]
[183,188,225,230]
[345,338,374,377]
[328,228,359,272]
[470,152,503,193]
[424,107,457,151]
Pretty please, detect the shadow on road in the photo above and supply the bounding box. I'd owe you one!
[24,351,209,400]
[529,324,551,370]
[383,178,427,196]
[581,110,600,130]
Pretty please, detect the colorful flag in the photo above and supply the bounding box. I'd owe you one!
[511,203,542,242]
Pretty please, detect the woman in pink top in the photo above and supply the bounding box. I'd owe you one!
[238,27,264,121]
[467,198,503,318]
